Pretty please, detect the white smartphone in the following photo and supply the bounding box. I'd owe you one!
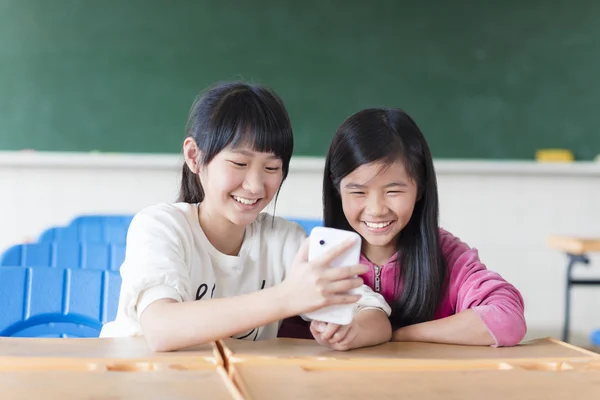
[301,226,363,325]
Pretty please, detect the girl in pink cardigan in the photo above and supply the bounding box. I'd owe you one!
[308,108,526,349]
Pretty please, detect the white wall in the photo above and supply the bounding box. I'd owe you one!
[1,151,599,347]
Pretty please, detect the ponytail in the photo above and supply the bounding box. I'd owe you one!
[178,162,204,203]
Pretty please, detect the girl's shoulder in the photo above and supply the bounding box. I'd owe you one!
[438,227,482,270]
[136,202,195,217]
[439,227,471,251]
[135,202,195,222]
[128,203,198,239]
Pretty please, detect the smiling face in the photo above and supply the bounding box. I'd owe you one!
[339,159,418,264]
[199,145,284,227]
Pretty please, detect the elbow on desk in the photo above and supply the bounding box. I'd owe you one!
[141,324,181,352]
[495,315,527,347]
[140,304,213,352]
[142,329,214,352]
[144,333,179,353]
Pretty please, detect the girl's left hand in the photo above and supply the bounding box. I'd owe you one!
[310,320,358,351]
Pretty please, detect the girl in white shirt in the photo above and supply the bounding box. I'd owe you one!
[101,81,391,351]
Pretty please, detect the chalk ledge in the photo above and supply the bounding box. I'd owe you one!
[1,151,599,176]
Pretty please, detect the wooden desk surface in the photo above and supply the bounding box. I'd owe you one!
[0,369,235,400]
[231,363,600,400]
[0,336,216,359]
[0,337,221,371]
[547,235,600,255]
[0,337,597,399]
[220,337,598,367]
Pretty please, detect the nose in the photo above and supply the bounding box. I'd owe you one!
[364,192,387,216]
[242,167,265,195]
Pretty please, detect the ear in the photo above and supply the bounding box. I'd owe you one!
[183,137,201,173]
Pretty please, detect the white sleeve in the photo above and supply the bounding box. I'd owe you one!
[354,285,392,316]
[119,205,193,320]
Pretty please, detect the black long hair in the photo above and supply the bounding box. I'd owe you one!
[178,81,294,203]
[323,108,446,328]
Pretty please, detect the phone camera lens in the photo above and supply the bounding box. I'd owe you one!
[319,239,325,245]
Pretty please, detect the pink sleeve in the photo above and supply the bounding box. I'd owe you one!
[441,230,527,347]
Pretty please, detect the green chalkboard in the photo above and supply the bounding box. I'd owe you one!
[1,0,599,159]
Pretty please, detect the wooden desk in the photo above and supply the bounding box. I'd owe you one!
[0,370,235,400]
[220,337,598,371]
[547,235,600,342]
[221,337,597,363]
[230,363,600,400]
[547,236,600,255]
[0,337,597,399]
[0,337,222,371]
[0,337,241,400]
[223,337,600,400]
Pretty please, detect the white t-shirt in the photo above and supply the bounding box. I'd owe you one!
[100,202,390,341]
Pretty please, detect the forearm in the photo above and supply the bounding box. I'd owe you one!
[141,286,289,351]
[349,309,392,349]
[391,309,495,346]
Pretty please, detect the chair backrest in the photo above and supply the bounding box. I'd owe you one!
[38,215,321,244]
[2,215,322,270]
[0,242,126,270]
[0,267,121,338]
[39,215,134,244]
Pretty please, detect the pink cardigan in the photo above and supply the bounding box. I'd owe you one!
[359,229,527,347]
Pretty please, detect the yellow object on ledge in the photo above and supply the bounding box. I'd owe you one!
[535,149,575,162]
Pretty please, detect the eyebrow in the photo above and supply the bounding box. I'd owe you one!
[344,182,408,189]
[230,149,280,160]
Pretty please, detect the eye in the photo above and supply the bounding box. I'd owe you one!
[265,166,281,172]
[349,191,365,195]
[387,191,403,195]
[229,161,247,167]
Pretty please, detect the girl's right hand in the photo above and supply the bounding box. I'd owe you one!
[279,238,368,316]
[310,320,358,351]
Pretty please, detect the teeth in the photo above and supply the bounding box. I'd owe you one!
[364,221,392,229]
[233,196,258,205]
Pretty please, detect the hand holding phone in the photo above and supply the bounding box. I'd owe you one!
[301,227,363,325]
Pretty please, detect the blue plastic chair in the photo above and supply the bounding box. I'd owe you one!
[1,216,322,269]
[0,214,323,339]
[591,330,600,347]
[0,242,126,271]
[39,215,133,244]
[0,266,121,338]
[39,215,319,242]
